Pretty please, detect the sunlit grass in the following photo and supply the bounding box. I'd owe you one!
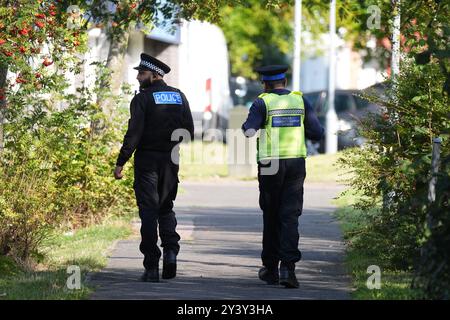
[179,140,352,183]
[306,152,353,183]
[334,194,421,299]
[179,141,228,180]
[0,215,133,300]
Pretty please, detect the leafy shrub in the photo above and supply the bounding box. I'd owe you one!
[413,154,450,299]
[339,58,449,296]
[0,153,57,264]
[0,63,135,263]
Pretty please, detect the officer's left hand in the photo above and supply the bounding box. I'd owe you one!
[114,166,124,180]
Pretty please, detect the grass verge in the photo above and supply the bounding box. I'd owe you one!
[179,140,351,183]
[179,141,228,180]
[333,191,421,299]
[306,152,352,183]
[0,214,134,300]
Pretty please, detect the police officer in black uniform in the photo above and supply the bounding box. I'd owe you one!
[242,65,323,288]
[114,53,194,282]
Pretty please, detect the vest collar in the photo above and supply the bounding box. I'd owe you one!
[269,88,290,95]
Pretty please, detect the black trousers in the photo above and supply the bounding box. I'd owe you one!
[258,157,306,270]
[133,151,181,270]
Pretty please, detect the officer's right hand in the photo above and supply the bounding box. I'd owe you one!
[114,166,124,180]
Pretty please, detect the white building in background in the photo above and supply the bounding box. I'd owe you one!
[80,20,233,137]
[299,32,385,93]
[177,21,233,137]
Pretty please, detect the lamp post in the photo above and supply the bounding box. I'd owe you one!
[391,0,401,79]
[326,0,338,154]
[292,0,302,91]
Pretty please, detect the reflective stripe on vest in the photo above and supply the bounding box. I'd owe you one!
[257,91,307,161]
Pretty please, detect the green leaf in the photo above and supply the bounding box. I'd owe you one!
[412,95,427,103]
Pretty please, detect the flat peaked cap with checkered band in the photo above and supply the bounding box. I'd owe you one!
[134,53,171,76]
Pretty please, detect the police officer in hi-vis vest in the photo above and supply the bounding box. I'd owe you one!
[114,53,194,282]
[242,65,324,288]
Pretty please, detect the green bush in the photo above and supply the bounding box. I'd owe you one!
[413,154,450,299]
[339,58,449,297]
[0,63,135,264]
[43,80,136,228]
[0,157,57,264]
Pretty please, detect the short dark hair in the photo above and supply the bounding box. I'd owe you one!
[263,78,286,90]
[152,71,162,78]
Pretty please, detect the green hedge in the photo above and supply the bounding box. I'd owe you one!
[0,64,135,264]
[339,59,449,299]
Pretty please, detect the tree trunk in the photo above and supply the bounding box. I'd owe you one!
[0,63,8,154]
[99,29,131,118]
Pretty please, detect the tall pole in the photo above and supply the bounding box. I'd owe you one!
[0,65,7,154]
[391,0,401,78]
[292,0,302,91]
[326,0,338,154]
[383,0,401,209]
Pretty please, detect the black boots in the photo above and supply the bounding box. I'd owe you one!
[279,264,299,289]
[140,251,177,282]
[140,267,159,282]
[162,251,177,279]
[259,263,299,288]
[258,267,279,285]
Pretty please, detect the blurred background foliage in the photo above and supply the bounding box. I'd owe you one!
[0,0,448,299]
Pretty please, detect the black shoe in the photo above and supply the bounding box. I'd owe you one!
[162,251,177,279]
[279,265,299,288]
[140,268,159,282]
[258,267,279,285]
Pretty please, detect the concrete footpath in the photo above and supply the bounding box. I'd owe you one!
[88,180,351,300]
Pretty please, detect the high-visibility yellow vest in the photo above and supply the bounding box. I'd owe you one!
[257,91,307,161]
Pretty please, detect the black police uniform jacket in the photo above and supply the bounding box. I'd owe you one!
[116,79,194,168]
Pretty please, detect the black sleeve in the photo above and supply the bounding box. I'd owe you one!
[116,96,146,166]
[241,98,266,137]
[180,92,194,141]
[303,97,324,141]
